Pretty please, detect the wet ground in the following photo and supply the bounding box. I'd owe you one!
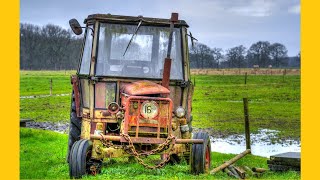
[25,122,300,158]
[210,129,301,158]
[20,93,70,99]
[26,121,69,134]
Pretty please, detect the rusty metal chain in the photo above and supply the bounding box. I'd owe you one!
[98,133,176,169]
[121,133,176,169]
[99,133,123,149]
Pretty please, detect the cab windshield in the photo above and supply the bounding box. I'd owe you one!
[95,23,183,80]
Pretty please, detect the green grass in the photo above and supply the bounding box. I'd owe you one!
[20,95,70,122]
[20,128,69,179]
[20,128,300,179]
[192,75,300,140]
[20,70,75,96]
[20,70,75,123]
[20,71,300,140]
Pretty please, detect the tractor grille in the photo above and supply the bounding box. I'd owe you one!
[125,97,172,138]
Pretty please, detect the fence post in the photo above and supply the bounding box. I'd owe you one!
[283,69,287,83]
[244,72,247,85]
[243,98,251,150]
[50,78,52,96]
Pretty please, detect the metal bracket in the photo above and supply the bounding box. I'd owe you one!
[89,76,99,84]
[176,81,191,88]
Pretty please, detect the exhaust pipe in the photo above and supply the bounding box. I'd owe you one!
[161,13,178,90]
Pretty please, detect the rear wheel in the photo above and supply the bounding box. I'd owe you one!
[67,91,82,162]
[190,131,211,174]
[69,140,102,178]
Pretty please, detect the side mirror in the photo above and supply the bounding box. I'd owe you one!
[69,19,83,35]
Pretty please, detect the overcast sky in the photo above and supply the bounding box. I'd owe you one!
[20,0,300,56]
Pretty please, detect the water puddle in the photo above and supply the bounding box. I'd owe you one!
[25,121,69,134]
[20,93,70,99]
[210,129,300,158]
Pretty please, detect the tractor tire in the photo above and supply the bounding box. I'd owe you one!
[67,92,82,162]
[190,131,211,174]
[69,139,96,178]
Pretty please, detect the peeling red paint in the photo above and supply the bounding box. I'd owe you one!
[122,80,170,96]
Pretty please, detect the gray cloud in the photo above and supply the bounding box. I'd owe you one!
[227,0,275,17]
[288,4,300,14]
[20,0,300,56]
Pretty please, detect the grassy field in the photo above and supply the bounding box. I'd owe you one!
[20,70,74,96]
[192,75,300,140]
[20,71,300,140]
[20,128,300,179]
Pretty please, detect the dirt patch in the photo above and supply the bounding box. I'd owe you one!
[25,121,69,133]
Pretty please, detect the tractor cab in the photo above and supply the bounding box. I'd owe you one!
[68,13,211,178]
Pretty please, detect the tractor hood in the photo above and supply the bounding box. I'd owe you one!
[121,80,170,96]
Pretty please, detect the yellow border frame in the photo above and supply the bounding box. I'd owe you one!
[0,0,19,179]
[1,0,315,178]
[301,1,320,179]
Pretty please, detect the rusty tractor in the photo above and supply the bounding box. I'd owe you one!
[67,12,211,178]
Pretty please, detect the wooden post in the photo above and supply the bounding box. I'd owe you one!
[244,72,247,85]
[252,167,267,173]
[224,167,238,178]
[210,149,251,174]
[283,69,286,82]
[227,166,240,178]
[243,98,251,150]
[243,166,254,176]
[50,78,52,96]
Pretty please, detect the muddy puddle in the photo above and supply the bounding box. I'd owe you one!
[210,129,300,157]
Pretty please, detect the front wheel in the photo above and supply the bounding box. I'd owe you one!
[190,131,211,174]
[69,140,101,178]
[67,91,81,162]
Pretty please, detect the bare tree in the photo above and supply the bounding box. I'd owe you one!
[212,48,223,68]
[226,45,246,68]
[20,23,82,70]
[189,43,215,68]
[247,41,271,68]
[269,43,288,67]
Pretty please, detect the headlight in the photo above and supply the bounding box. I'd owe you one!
[108,102,120,114]
[141,101,159,119]
[175,106,185,118]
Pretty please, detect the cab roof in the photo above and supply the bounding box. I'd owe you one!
[84,13,189,28]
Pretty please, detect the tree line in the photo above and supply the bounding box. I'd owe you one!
[20,23,82,70]
[190,42,300,69]
[20,23,300,70]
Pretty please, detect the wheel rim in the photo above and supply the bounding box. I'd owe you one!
[205,145,211,171]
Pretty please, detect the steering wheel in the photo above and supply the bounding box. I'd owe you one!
[122,61,152,77]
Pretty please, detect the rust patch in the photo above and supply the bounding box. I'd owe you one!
[161,58,172,90]
[95,82,106,108]
[169,86,182,108]
[123,96,173,138]
[187,84,194,121]
[122,80,170,95]
[71,75,81,117]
